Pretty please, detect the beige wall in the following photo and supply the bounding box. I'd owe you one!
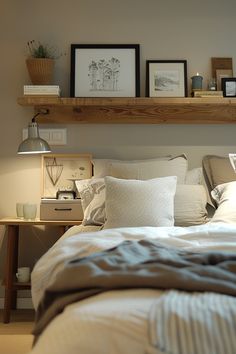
[1,0,236,297]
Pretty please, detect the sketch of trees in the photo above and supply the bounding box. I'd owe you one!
[88,57,120,91]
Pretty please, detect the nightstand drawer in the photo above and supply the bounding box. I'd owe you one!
[40,199,83,220]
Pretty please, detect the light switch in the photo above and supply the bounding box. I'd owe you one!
[23,128,67,145]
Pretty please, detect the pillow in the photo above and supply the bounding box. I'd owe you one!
[92,156,171,177]
[174,185,208,226]
[186,167,203,185]
[202,155,236,190]
[76,178,208,227]
[109,155,188,184]
[103,176,177,229]
[210,181,236,224]
[75,178,105,225]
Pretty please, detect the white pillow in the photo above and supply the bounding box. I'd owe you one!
[110,155,188,184]
[210,181,236,224]
[186,167,203,185]
[92,156,171,178]
[76,178,208,227]
[103,176,177,229]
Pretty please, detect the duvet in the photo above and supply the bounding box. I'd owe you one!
[29,223,236,354]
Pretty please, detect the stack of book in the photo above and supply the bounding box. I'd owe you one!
[193,90,223,98]
[23,85,60,96]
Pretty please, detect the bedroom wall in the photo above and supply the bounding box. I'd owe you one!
[1,0,236,301]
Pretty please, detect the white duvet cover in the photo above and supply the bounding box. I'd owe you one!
[29,223,236,354]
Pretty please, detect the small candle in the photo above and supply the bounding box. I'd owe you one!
[191,73,203,90]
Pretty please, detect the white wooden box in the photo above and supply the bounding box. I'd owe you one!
[40,199,83,221]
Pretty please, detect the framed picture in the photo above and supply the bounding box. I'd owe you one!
[41,153,92,198]
[146,60,187,97]
[222,77,236,97]
[211,57,233,79]
[70,44,140,97]
[216,69,233,91]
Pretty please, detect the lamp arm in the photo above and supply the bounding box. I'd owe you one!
[32,109,49,123]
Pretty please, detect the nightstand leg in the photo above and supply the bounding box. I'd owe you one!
[3,225,19,323]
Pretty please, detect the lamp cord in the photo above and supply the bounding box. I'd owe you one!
[32,109,49,123]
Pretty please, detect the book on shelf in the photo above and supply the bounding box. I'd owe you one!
[193,90,223,98]
[23,85,60,96]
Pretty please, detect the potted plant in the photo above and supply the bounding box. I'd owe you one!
[26,40,61,85]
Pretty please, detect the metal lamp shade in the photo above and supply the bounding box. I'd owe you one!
[17,122,51,154]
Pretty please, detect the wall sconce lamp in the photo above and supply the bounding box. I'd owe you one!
[17,111,51,155]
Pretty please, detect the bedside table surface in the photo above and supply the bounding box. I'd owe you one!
[0,218,82,226]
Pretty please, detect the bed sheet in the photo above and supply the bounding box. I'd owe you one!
[29,222,236,354]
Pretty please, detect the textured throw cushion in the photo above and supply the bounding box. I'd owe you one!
[210,181,236,224]
[110,155,188,184]
[75,178,105,225]
[92,156,171,178]
[76,177,208,227]
[103,176,177,229]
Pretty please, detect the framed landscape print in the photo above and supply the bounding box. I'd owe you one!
[70,44,140,97]
[146,60,187,97]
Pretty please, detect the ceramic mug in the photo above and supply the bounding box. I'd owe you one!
[16,267,30,283]
[23,203,37,220]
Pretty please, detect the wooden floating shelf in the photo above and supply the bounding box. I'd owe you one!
[17,96,236,124]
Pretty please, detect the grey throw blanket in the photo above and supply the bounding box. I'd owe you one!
[33,239,236,341]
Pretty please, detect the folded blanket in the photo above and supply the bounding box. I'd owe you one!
[33,239,236,341]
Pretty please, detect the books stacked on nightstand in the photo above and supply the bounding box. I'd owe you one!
[23,85,61,96]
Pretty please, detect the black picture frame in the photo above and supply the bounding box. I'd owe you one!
[146,60,188,97]
[222,77,236,97]
[70,44,140,97]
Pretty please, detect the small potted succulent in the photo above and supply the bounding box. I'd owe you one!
[26,40,61,85]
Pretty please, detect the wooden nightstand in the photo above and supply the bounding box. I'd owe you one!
[0,217,82,323]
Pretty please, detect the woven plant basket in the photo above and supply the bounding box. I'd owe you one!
[26,58,55,85]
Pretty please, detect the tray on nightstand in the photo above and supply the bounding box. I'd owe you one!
[40,199,83,221]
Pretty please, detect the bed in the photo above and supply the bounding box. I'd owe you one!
[28,155,236,354]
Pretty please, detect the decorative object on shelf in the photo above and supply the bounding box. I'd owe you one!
[146,60,187,97]
[23,85,60,96]
[26,40,65,85]
[191,73,203,91]
[70,44,140,97]
[211,57,233,90]
[193,90,223,98]
[41,153,92,198]
[222,77,236,97]
[216,69,233,91]
[17,111,51,155]
[208,78,217,91]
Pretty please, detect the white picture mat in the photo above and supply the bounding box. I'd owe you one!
[149,62,186,97]
[74,48,136,97]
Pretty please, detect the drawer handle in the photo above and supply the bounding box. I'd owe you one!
[54,208,72,211]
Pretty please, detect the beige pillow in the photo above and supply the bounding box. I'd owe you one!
[202,155,236,190]
[174,185,208,226]
[103,176,177,229]
[92,156,171,177]
[210,181,236,224]
[110,155,188,184]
